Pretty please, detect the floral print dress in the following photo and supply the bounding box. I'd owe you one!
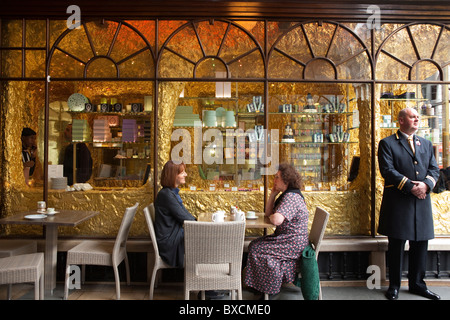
[244,191,309,294]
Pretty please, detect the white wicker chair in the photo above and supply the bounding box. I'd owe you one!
[0,252,44,300]
[63,202,139,300]
[184,220,246,300]
[144,203,179,300]
[0,240,38,299]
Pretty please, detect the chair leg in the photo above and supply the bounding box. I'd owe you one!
[64,263,71,300]
[81,265,86,284]
[125,255,131,286]
[113,264,121,300]
[7,284,12,300]
[149,267,158,300]
[39,274,44,300]
[34,278,39,300]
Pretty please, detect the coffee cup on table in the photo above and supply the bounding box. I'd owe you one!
[234,210,246,221]
[46,208,56,215]
[212,210,225,222]
[246,211,256,219]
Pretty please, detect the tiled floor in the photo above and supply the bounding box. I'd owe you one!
[2,280,450,300]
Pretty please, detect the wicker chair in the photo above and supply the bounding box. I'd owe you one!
[0,252,44,300]
[63,202,139,300]
[0,240,38,299]
[144,203,179,300]
[184,220,246,300]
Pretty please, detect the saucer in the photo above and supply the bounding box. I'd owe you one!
[246,216,257,220]
[25,214,47,220]
[46,211,60,215]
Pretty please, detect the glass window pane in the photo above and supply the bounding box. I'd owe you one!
[410,24,442,60]
[25,50,46,78]
[166,81,266,195]
[1,20,22,47]
[49,80,154,189]
[49,49,85,78]
[269,82,368,235]
[1,50,22,77]
[26,20,46,48]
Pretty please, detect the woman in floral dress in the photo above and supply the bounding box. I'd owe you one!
[244,163,309,297]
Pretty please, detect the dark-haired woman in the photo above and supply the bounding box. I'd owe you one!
[154,160,196,267]
[244,163,309,297]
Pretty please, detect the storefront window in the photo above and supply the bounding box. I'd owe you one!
[375,23,450,235]
[0,18,448,237]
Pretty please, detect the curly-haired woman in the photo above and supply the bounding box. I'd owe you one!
[244,163,310,298]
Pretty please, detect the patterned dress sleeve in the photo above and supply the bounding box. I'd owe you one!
[275,193,303,222]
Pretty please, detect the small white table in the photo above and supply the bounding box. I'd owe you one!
[0,210,99,295]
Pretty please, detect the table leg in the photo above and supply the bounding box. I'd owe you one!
[44,225,58,294]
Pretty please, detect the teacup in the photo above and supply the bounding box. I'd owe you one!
[212,210,225,222]
[234,210,246,221]
[246,211,256,219]
[46,208,56,215]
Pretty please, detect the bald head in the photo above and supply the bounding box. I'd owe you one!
[398,107,419,135]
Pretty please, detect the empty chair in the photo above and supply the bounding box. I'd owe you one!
[64,202,139,300]
[0,240,37,259]
[297,206,330,300]
[0,239,38,299]
[184,221,246,300]
[0,252,44,300]
[144,203,179,300]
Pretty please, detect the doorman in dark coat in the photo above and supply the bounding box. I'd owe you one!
[154,161,196,267]
[378,107,440,300]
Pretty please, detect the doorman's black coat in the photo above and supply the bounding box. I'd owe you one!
[378,131,439,241]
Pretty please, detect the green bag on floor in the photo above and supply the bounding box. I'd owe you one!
[294,243,320,300]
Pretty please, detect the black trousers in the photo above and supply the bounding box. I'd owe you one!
[387,237,428,291]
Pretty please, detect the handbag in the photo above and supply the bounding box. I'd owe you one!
[294,243,320,300]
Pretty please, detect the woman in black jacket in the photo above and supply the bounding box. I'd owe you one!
[154,160,196,267]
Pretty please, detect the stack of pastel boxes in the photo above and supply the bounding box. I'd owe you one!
[173,106,201,127]
[93,119,112,142]
[72,119,89,142]
[122,119,137,142]
[203,110,217,127]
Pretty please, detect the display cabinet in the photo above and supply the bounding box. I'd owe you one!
[63,97,153,188]
[268,85,361,192]
[171,84,265,191]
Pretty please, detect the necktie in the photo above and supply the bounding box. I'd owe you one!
[407,136,415,155]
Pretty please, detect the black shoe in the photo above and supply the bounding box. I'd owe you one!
[409,288,441,300]
[385,288,399,300]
